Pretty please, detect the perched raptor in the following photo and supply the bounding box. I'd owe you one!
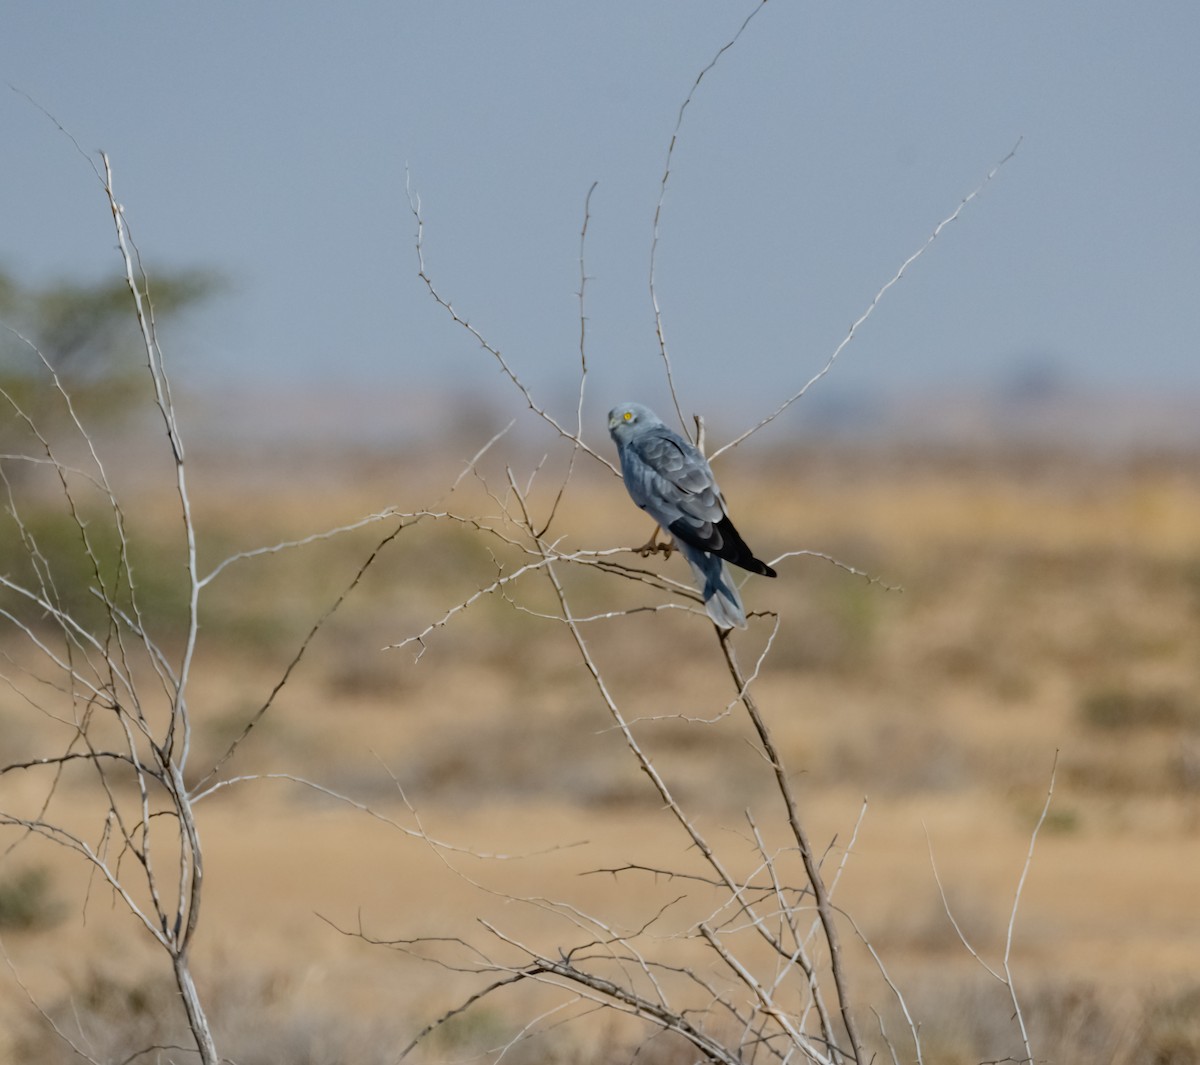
[608,402,776,629]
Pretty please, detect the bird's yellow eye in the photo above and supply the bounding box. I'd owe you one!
[623,410,633,422]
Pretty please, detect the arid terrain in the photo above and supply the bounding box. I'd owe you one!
[2,421,1199,1064]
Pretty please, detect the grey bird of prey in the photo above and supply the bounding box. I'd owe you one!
[608,402,776,629]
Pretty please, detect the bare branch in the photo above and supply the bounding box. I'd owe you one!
[716,629,865,1063]
[451,418,517,492]
[841,907,924,1065]
[925,826,1002,982]
[0,934,105,1065]
[195,518,409,791]
[650,1,771,437]
[698,924,837,1065]
[198,508,407,587]
[405,168,617,474]
[711,138,1023,459]
[397,972,531,1061]
[192,771,587,861]
[536,180,601,540]
[772,549,903,592]
[1002,749,1059,1065]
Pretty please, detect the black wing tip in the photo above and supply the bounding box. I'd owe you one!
[742,555,776,578]
[670,516,779,578]
[724,553,776,578]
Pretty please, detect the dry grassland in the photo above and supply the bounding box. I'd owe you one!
[2,435,1199,1063]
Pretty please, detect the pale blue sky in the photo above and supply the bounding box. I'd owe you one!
[4,3,1199,436]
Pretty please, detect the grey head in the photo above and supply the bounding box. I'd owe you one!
[607,401,665,445]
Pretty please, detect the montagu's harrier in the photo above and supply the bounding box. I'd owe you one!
[608,402,776,629]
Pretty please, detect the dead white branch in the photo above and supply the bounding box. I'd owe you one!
[711,138,1023,460]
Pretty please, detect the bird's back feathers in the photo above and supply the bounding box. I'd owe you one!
[620,422,776,578]
[609,401,775,629]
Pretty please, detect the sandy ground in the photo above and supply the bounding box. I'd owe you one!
[2,438,1199,1061]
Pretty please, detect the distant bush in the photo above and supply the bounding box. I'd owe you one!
[1079,688,1196,731]
[0,506,190,640]
[1142,985,1200,1065]
[13,965,1200,1065]
[0,867,63,930]
[13,968,405,1065]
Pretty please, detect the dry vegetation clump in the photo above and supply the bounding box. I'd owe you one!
[8,967,407,1065]
[8,965,1200,1065]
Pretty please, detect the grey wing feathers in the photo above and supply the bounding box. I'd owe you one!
[626,427,776,579]
[624,428,720,519]
[610,402,774,629]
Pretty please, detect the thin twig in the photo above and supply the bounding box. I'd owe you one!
[0,935,104,1065]
[535,181,600,540]
[711,138,1023,459]
[698,924,836,1065]
[841,907,923,1065]
[1002,749,1059,1065]
[198,508,405,587]
[650,1,770,436]
[717,630,864,1064]
[405,169,616,474]
[195,519,409,791]
[772,549,903,593]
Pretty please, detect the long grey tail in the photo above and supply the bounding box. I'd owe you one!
[681,543,746,630]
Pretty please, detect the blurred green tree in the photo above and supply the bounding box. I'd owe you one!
[0,266,220,630]
[0,265,220,434]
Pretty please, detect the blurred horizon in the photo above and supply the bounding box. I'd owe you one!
[175,372,1200,457]
[5,2,1200,431]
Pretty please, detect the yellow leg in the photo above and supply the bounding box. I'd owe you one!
[636,525,674,559]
